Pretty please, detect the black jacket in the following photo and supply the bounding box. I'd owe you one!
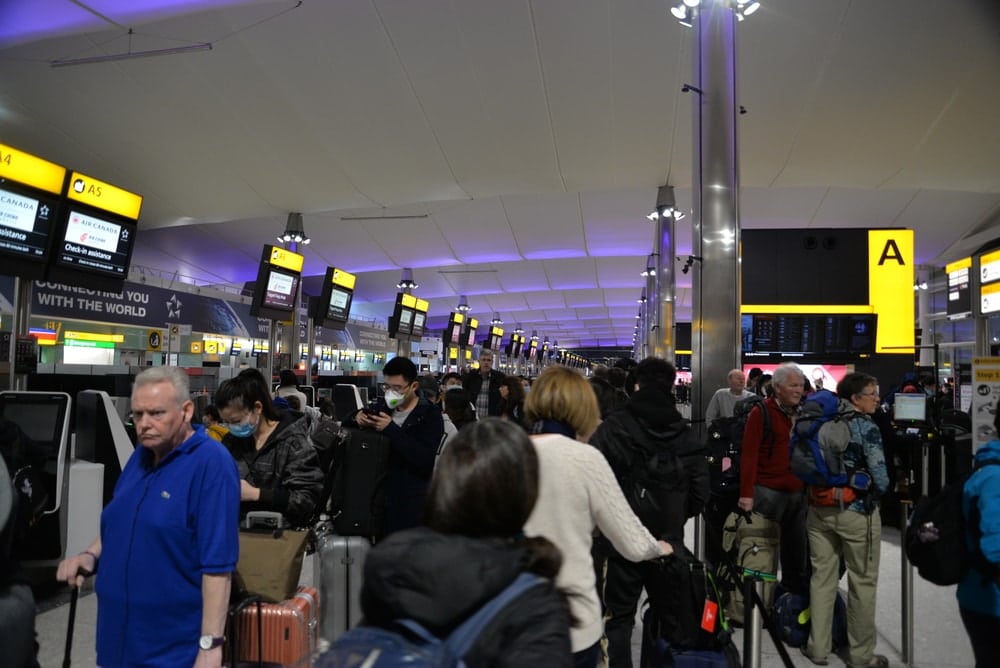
[223,410,324,526]
[590,387,710,540]
[462,369,506,417]
[344,397,444,534]
[361,527,572,667]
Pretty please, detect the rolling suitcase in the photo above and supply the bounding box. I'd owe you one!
[228,586,318,667]
[315,533,371,643]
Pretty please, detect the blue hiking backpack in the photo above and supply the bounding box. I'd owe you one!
[790,390,870,492]
[315,572,545,667]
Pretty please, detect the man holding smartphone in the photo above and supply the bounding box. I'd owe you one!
[348,357,444,535]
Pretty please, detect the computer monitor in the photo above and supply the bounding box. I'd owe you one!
[893,394,927,423]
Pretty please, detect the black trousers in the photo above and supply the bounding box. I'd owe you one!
[960,606,1000,668]
[604,552,651,668]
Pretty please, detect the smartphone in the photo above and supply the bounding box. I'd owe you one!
[362,407,379,416]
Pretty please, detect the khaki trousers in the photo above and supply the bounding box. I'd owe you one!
[806,504,881,665]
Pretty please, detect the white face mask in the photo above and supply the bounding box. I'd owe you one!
[385,389,406,409]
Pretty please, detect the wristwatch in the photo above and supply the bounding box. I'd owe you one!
[198,635,225,650]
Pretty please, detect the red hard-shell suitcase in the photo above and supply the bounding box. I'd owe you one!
[229,586,318,667]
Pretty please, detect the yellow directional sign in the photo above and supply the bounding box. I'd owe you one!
[190,341,203,354]
[147,330,162,351]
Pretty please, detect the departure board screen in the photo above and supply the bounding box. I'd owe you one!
[743,314,877,359]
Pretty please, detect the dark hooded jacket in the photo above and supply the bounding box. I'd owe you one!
[360,527,572,667]
[223,410,323,526]
[590,386,710,540]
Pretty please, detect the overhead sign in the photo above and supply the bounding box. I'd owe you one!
[64,330,124,343]
[981,249,1000,285]
[331,267,356,290]
[946,256,972,316]
[147,329,162,351]
[0,142,66,194]
[65,171,142,220]
[266,246,304,273]
[867,229,914,353]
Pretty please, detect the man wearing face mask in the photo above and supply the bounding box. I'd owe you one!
[346,356,444,535]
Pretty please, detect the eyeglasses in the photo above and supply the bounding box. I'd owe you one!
[859,391,880,399]
[381,382,411,393]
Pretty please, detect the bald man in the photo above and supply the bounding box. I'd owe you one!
[705,368,755,423]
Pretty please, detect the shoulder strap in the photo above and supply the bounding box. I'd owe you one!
[444,572,546,658]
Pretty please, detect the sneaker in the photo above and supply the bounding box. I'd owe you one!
[800,646,829,666]
[848,655,889,668]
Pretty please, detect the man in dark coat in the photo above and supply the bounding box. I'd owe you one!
[349,356,445,534]
[462,349,506,418]
[591,357,710,668]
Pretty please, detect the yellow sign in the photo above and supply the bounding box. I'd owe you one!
[468,318,478,330]
[449,348,458,360]
[190,341,203,354]
[64,331,125,343]
[415,298,429,313]
[0,143,66,194]
[205,341,218,354]
[452,312,464,324]
[65,171,142,220]
[147,330,162,351]
[742,305,873,315]
[331,268,356,290]
[267,245,304,273]
[401,293,417,308]
[868,229,914,354]
[945,257,972,274]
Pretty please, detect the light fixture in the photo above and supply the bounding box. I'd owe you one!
[681,255,702,275]
[531,331,539,341]
[397,268,418,290]
[641,253,657,277]
[670,0,761,27]
[278,212,310,245]
[456,295,471,312]
[914,281,929,291]
[647,185,686,222]
[637,287,647,303]
[636,310,642,320]
[491,312,503,325]
[514,323,525,335]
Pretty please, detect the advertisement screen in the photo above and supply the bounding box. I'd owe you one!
[397,308,413,335]
[262,268,299,311]
[0,184,59,265]
[56,209,135,279]
[326,286,352,322]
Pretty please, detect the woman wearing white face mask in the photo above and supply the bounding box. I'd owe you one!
[215,368,323,527]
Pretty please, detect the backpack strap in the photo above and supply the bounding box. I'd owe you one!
[444,572,546,658]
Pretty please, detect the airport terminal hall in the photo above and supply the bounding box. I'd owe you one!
[2,1,1000,667]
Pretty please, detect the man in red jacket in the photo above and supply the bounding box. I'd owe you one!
[738,362,809,595]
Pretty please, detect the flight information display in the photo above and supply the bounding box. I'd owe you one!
[0,183,60,267]
[742,313,877,359]
[55,209,135,279]
[261,267,299,311]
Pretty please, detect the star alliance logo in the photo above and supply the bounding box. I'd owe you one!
[39,204,50,218]
[166,294,183,319]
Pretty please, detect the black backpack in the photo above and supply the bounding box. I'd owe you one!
[613,415,692,540]
[730,394,772,456]
[643,541,732,651]
[905,458,1000,586]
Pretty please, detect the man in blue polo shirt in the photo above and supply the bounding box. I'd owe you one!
[57,366,240,667]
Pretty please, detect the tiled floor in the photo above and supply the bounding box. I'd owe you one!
[33,523,975,667]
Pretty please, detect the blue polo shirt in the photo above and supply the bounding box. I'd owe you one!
[96,426,240,667]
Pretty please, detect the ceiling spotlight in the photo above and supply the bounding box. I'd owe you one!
[642,253,657,277]
[456,294,470,312]
[278,212,310,246]
[514,323,525,335]
[491,312,503,325]
[637,287,647,303]
[531,330,539,341]
[397,267,418,290]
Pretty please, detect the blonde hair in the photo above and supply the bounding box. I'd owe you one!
[524,365,601,441]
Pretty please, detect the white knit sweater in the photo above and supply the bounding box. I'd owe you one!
[524,433,662,652]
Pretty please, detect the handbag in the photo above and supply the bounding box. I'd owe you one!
[233,512,308,603]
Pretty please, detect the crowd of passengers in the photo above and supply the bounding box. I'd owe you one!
[32,354,998,668]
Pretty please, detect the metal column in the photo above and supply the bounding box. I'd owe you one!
[690,1,742,425]
[652,210,676,361]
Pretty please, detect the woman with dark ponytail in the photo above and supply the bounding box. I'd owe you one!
[359,418,572,666]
